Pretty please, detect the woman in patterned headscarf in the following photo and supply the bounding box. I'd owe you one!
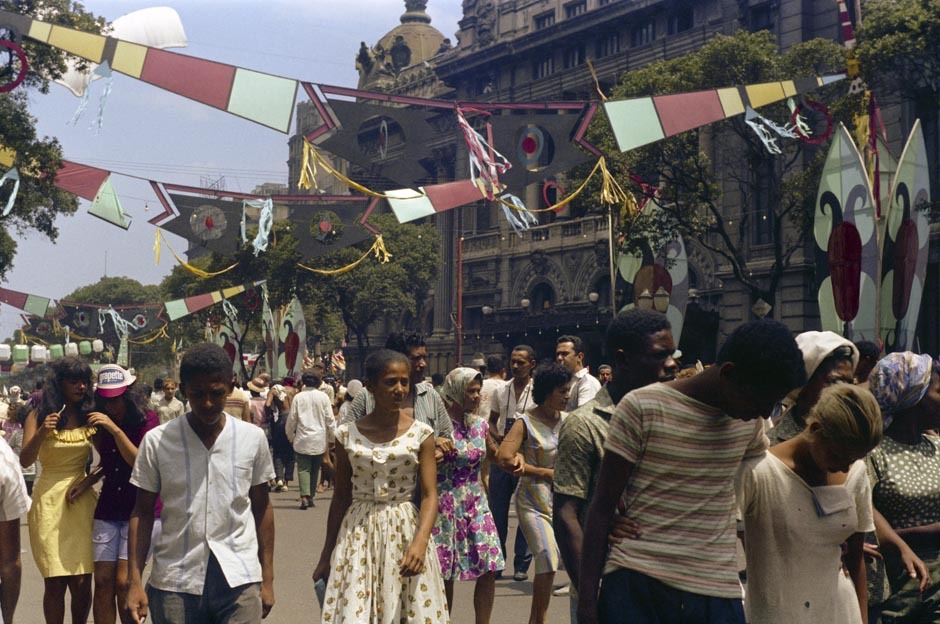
[867,352,940,623]
[433,367,504,623]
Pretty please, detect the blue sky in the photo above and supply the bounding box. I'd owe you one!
[2,0,463,337]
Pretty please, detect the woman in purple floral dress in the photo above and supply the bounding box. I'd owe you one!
[434,367,505,623]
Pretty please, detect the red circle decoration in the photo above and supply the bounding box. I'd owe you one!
[542,180,565,210]
[0,40,27,93]
[791,101,833,145]
[521,136,538,154]
[132,314,148,329]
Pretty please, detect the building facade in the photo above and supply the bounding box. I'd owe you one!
[290,0,940,375]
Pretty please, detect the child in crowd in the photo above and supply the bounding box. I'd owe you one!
[313,349,449,623]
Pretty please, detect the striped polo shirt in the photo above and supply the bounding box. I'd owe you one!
[604,383,767,599]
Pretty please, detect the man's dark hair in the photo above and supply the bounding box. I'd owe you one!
[532,362,573,404]
[855,340,880,360]
[557,335,585,354]
[431,372,445,386]
[512,345,537,361]
[153,378,164,391]
[179,343,233,385]
[716,320,806,395]
[607,309,671,358]
[301,369,322,388]
[364,349,411,385]
[486,355,504,374]
[34,380,43,390]
[385,332,426,355]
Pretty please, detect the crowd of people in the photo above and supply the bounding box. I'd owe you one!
[0,312,936,624]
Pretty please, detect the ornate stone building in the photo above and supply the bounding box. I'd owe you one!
[289,0,940,374]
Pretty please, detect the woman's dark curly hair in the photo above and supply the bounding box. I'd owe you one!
[94,383,149,431]
[38,356,95,427]
[532,362,573,405]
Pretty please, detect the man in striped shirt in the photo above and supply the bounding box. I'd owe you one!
[578,319,806,624]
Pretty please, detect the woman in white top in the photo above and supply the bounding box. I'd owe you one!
[736,383,883,624]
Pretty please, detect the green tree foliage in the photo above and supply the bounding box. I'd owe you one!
[0,1,104,279]
[569,31,859,306]
[855,0,940,102]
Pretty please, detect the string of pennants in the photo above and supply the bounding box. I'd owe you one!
[0,8,849,239]
[3,279,264,334]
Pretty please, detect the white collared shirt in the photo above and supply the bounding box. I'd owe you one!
[131,413,275,595]
[567,367,602,411]
[493,378,534,435]
[286,388,335,456]
[0,440,29,521]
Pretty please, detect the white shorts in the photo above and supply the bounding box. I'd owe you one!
[93,518,162,562]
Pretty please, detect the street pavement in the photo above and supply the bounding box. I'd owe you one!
[16,485,570,623]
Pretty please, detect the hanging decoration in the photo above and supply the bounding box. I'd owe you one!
[0,286,52,317]
[210,299,245,377]
[87,175,130,229]
[0,9,297,133]
[68,60,113,131]
[162,280,265,322]
[277,296,305,379]
[455,106,511,200]
[814,123,878,342]
[500,194,539,236]
[617,200,690,340]
[880,120,931,353]
[314,100,439,187]
[260,284,279,378]
[296,235,392,276]
[153,229,239,278]
[603,73,846,153]
[242,198,274,256]
[744,106,800,154]
[0,167,19,217]
[0,38,27,92]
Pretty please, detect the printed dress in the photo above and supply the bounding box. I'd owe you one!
[322,420,449,624]
[432,415,504,581]
[515,410,566,574]
[28,425,97,577]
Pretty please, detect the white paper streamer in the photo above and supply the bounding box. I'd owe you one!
[0,168,20,217]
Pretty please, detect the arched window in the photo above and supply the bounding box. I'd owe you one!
[530,282,556,312]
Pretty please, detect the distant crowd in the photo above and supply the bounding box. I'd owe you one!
[0,311,936,624]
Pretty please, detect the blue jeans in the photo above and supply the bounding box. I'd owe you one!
[598,568,745,624]
[488,420,531,574]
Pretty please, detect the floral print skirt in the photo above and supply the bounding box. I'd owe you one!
[322,500,449,623]
[433,481,505,581]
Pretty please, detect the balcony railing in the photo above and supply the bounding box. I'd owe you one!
[463,213,608,259]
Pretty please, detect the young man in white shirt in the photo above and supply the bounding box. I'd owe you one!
[126,343,276,623]
[556,335,602,411]
[286,369,336,510]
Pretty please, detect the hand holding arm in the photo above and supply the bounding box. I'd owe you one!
[496,419,526,473]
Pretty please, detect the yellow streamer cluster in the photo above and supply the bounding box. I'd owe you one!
[154,229,239,278]
[300,140,423,200]
[297,235,392,275]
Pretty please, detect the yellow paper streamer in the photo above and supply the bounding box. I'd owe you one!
[586,60,608,102]
[296,235,392,275]
[299,140,424,200]
[128,325,170,345]
[156,229,239,278]
[153,228,161,265]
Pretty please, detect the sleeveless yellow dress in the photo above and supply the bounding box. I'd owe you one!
[27,425,97,577]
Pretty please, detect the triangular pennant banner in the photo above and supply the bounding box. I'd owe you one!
[88,176,129,229]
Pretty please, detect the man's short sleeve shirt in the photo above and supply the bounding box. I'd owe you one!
[131,413,275,595]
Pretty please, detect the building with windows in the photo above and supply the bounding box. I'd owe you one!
[289,0,940,374]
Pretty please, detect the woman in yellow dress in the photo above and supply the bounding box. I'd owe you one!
[20,357,99,624]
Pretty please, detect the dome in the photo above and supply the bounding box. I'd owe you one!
[356,1,446,89]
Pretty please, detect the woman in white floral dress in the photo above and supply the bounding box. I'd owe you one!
[313,349,449,623]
